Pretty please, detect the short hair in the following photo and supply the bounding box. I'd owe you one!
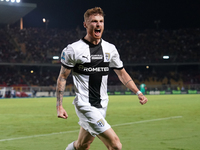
[84,7,105,21]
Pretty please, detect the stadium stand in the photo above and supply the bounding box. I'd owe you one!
[0,27,200,95]
[1,27,200,64]
[0,1,199,97]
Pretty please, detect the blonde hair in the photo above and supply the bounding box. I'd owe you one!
[84,7,105,21]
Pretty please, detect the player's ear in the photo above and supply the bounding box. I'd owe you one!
[83,22,87,28]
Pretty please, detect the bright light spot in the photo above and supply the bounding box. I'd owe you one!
[163,56,169,59]
[1,0,4,2]
[11,0,15,2]
[16,0,20,3]
[31,70,34,73]
[43,18,46,23]
[6,0,9,2]
[146,66,149,69]
[53,56,59,60]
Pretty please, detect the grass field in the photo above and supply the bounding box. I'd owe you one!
[0,94,200,150]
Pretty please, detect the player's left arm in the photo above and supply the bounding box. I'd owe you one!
[114,68,148,105]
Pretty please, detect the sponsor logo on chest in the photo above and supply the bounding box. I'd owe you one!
[81,53,110,62]
[91,54,103,60]
[78,65,109,72]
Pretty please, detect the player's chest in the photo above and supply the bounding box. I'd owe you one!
[76,46,111,64]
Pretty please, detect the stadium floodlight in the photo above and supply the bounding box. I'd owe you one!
[43,18,46,23]
[53,56,59,60]
[11,0,15,2]
[1,0,4,2]
[16,0,20,2]
[6,0,9,2]
[163,56,169,59]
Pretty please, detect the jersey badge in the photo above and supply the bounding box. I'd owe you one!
[97,118,105,127]
[105,53,110,61]
[61,52,65,60]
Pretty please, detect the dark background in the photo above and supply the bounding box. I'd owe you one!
[22,0,200,30]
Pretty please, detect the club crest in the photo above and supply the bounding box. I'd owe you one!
[97,118,105,127]
[105,53,110,61]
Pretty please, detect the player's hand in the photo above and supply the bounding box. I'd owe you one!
[57,105,68,119]
[138,94,148,105]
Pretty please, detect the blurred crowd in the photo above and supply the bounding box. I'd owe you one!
[104,28,200,63]
[0,28,79,63]
[0,64,199,88]
[0,27,200,87]
[0,27,200,63]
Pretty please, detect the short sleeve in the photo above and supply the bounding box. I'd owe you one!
[60,45,76,68]
[109,46,123,69]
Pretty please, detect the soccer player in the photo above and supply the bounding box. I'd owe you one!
[140,83,146,95]
[56,7,148,150]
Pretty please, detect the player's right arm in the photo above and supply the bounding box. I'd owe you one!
[56,65,71,119]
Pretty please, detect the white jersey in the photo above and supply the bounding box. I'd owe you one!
[61,38,123,108]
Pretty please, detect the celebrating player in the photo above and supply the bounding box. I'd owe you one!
[56,7,148,150]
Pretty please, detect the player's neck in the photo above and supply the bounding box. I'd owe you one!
[84,35,101,45]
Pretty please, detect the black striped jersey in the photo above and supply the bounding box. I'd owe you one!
[61,38,123,108]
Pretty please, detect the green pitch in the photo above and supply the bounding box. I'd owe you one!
[0,95,200,150]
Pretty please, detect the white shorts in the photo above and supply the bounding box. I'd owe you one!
[74,104,111,137]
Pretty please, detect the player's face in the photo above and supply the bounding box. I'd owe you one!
[84,14,104,40]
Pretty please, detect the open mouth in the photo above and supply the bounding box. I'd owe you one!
[95,29,101,34]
